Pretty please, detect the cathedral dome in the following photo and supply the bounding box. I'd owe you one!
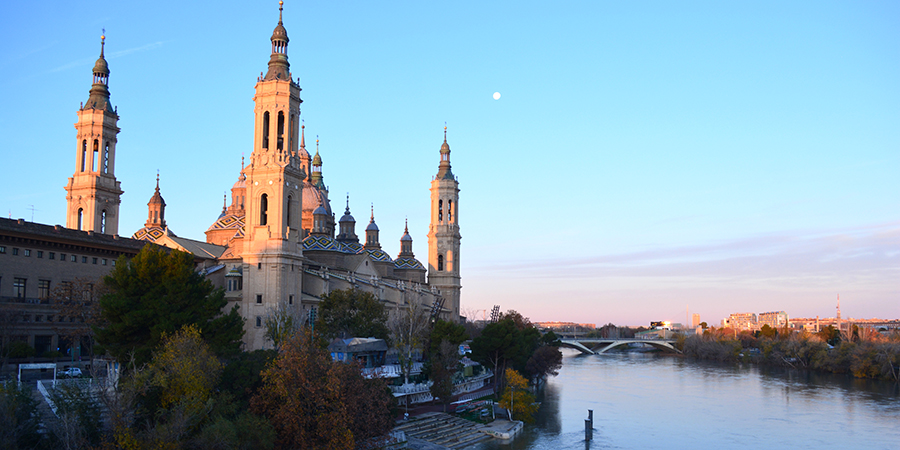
[302,181,331,217]
[339,210,355,223]
[366,221,379,232]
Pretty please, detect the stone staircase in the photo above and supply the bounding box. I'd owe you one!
[394,412,493,449]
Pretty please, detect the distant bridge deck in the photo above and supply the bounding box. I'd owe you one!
[560,338,680,355]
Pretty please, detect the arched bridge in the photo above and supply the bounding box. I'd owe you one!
[560,338,680,355]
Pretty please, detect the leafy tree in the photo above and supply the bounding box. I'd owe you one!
[387,302,430,384]
[335,360,395,442]
[498,369,538,423]
[759,324,777,339]
[0,381,45,449]
[108,324,244,449]
[218,349,277,411]
[315,288,389,341]
[541,330,561,346]
[817,325,840,346]
[251,329,393,449]
[470,313,542,390]
[428,319,469,357]
[525,345,563,384]
[95,245,244,367]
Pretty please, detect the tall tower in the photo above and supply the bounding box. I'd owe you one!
[242,1,306,349]
[427,127,462,320]
[65,34,123,235]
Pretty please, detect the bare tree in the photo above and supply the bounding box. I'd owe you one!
[51,277,106,361]
[264,302,306,350]
[387,300,430,384]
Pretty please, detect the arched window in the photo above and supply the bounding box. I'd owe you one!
[77,208,83,230]
[438,199,443,222]
[438,255,444,271]
[277,111,285,151]
[260,194,268,225]
[81,140,87,172]
[103,142,110,173]
[286,195,292,225]
[262,112,270,149]
[448,200,453,222]
[92,140,99,172]
[100,210,107,233]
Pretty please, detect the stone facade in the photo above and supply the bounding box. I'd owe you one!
[0,218,145,356]
[128,4,463,350]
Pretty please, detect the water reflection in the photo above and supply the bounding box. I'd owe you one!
[475,351,900,449]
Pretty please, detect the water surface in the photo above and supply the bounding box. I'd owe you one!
[475,350,900,449]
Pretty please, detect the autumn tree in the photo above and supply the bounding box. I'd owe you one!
[315,288,389,341]
[498,369,538,423]
[95,245,244,367]
[251,330,393,449]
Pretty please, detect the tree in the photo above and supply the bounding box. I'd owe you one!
[251,330,393,449]
[428,319,468,357]
[759,324,777,339]
[817,325,840,346]
[470,313,542,391]
[264,302,305,350]
[0,381,44,449]
[315,288,389,341]
[525,345,563,385]
[387,301,430,384]
[498,369,538,423]
[47,381,102,449]
[51,277,106,361]
[95,245,244,367]
[430,340,461,412]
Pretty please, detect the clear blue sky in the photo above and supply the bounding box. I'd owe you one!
[1,1,897,326]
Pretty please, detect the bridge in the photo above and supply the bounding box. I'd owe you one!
[559,338,680,355]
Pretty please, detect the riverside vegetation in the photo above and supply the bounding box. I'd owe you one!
[675,324,900,382]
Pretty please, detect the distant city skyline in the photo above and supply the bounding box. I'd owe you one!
[1,1,897,325]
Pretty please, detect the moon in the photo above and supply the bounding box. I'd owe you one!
[493,92,501,100]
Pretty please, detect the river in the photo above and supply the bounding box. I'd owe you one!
[474,349,900,449]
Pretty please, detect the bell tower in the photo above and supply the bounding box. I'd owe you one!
[65,34,123,235]
[427,127,462,320]
[242,1,306,349]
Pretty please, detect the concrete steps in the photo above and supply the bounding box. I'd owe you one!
[394,412,493,449]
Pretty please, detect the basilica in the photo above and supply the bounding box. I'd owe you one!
[63,3,462,350]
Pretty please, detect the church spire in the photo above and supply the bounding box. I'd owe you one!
[310,135,325,189]
[436,124,454,180]
[146,172,166,228]
[85,32,113,112]
[264,1,291,81]
[365,204,381,250]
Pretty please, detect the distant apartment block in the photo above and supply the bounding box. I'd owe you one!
[758,311,789,329]
[723,312,757,331]
[692,313,700,328]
